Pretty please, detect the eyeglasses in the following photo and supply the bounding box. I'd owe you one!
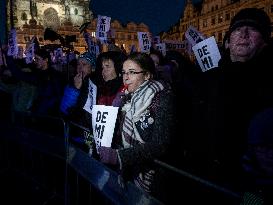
[121,70,146,76]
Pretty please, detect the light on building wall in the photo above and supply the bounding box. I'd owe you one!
[91,31,96,37]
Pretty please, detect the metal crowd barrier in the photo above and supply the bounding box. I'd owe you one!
[0,111,163,205]
[0,111,242,204]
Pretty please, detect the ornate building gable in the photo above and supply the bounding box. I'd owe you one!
[183,0,195,20]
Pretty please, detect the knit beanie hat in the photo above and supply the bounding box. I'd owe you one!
[228,8,271,43]
[79,52,96,68]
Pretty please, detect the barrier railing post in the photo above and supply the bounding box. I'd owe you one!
[63,120,70,205]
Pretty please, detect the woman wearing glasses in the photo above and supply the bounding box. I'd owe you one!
[99,52,175,201]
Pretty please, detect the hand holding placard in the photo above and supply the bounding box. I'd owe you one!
[92,105,119,152]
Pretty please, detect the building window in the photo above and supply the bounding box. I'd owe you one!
[211,17,215,25]
[218,32,222,42]
[128,34,131,40]
[203,19,207,27]
[211,6,214,12]
[218,14,223,23]
[24,36,30,42]
[91,32,96,37]
[271,5,273,13]
[21,12,27,21]
[231,11,236,18]
[215,5,218,10]
[74,8,78,15]
[225,13,230,21]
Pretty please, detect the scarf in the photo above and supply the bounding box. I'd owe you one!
[121,80,164,148]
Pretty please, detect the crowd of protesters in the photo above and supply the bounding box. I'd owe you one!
[0,7,273,204]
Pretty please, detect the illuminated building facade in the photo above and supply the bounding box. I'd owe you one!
[7,0,150,53]
[161,0,273,44]
[83,19,150,53]
[6,0,91,52]
[10,0,92,30]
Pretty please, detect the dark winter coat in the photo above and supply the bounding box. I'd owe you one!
[193,43,273,187]
[7,56,65,116]
[116,83,175,199]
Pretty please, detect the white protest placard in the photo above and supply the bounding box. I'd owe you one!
[92,105,119,151]
[83,79,97,114]
[96,15,111,44]
[24,36,36,63]
[25,43,34,64]
[155,43,166,56]
[7,28,18,57]
[185,25,205,47]
[163,40,187,51]
[192,36,221,72]
[137,32,151,53]
[83,32,100,57]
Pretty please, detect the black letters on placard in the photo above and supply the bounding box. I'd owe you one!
[101,18,106,24]
[101,112,108,123]
[94,111,109,139]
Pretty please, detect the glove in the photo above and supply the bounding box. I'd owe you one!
[98,146,118,165]
[112,84,128,107]
[112,91,125,107]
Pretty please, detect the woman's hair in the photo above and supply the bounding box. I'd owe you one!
[126,52,156,76]
[97,51,127,75]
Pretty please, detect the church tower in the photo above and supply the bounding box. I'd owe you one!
[183,0,194,20]
[8,0,92,31]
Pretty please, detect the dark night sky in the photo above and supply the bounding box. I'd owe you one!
[90,0,202,35]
